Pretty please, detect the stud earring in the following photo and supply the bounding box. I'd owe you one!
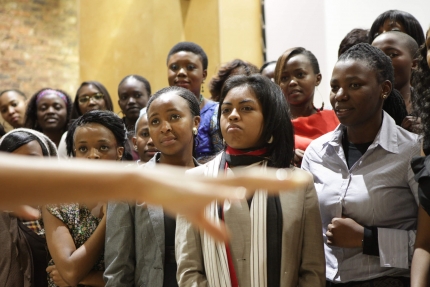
[267,135,273,144]
[192,127,198,135]
[382,94,388,99]
[134,145,138,151]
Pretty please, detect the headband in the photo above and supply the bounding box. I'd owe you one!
[36,89,68,104]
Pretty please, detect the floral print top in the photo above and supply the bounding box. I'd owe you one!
[46,203,104,287]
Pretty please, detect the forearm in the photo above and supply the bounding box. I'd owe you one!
[79,271,105,287]
[411,248,430,287]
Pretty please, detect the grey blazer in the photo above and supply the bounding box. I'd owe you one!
[104,156,165,287]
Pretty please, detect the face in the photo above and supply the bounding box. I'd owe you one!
[36,94,68,132]
[372,33,416,89]
[279,54,321,106]
[132,115,158,162]
[377,19,406,37]
[77,84,107,114]
[12,140,44,157]
[147,91,200,157]
[0,91,26,128]
[220,86,264,149]
[330,59,391,128]
[261,63,276,81]
[118,78,149,122]
[73,123,124,160]
[167,51,207,98]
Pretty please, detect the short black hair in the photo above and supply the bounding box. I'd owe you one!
[338,28,369,57]
[0,130,49,156]
[274,47,320,85]
[25,88,72,133]
[369,10,425,46]
[0,89,26,99]
[209,59,259,102]
[218,74,294,168]
[71,81,114,119]
[147,86,200,118]
[339,43,407,126]
[166,42,208,70]
[118,74,152,96]
[66,110,128,158]
[259,61,277,73]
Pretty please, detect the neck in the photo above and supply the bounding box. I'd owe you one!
[289,98,316,119]
[345,112,383,144]
[158,151,195,168]
[397,84,412,114]
[43,130,62,147]
[124,117,136,131]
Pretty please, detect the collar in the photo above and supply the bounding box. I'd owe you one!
[327,111,399,154]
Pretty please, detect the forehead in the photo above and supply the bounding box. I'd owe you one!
[119,77,145,90]
[37,93,66,105]
[283,54,313,70]
[372,33,411,52]
[12,140,44,157]
[332,59,375,80]
[74,122,116,141]
[168,51,202,65]
[78,84,100,96]
[136,114,149,129]
[381,19,406,31]
[0,91,24,104]
[224,86,258,102]
[148,91,188,113]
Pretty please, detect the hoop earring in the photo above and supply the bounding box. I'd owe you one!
[316,87,325,111]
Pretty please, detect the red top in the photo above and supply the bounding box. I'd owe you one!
[292,110,339,151]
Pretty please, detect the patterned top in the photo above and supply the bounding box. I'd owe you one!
[46,203,104,287]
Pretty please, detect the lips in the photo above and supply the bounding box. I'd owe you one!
[289,89,302,95]
[226,124,242,132]
[334,107,354,117]
[175,80,190,88]
[160,136,177,146]
[44,117,58,123]
[127,107,140,112]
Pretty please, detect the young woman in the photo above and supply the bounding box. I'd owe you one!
[176,74,325,287]
[302,43,420,286]
[274,47,339,166]
[58,81,114,159]
[24,88,72,147]
[166,41,222,163]
[132,108,158,164]
[260,61,277,81]
[0,128,57,287]
[369,10,425,46]
[411,27,430,287]
[43,110,125,287]
[105,86,200,287]
[0,89,27,129]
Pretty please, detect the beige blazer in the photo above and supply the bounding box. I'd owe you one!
[175,160,325,287]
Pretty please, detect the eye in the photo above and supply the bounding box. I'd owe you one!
[78,146,88,153]
[54,104,63,110]
[388,52,398,58]
[151,118,160,125]
[39,105,47,111]
[170,64,178,71]
[350,83,361,89]
[134,93,142,98]
[141,131,150,137]
[280,75,289,82]
[187,64,196,71]
[119,95,128,101]
[171,114,181,120]
[99,145,109,151]
[296,72,305,78]
[330,85,339,93]
[221,107,231,114]
[11,102,18,107]
[241,106,253,112]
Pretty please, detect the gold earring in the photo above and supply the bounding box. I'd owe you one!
[201,83,204,93]
[382,94,388,99]
[192,127,198,135]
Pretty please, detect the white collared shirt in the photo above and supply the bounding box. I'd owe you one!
[302,111,420,283]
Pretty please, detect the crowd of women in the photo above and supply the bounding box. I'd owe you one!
[1,8,430,287]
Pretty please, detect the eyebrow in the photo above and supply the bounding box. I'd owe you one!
[222,99,256,105]
[76,139,111,144]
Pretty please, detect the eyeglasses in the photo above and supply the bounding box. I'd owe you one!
[78,93,104,104]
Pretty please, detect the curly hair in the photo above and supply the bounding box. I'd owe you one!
[209,59,259,101]
[71,81,114,120]
[24,88,72,134]
[413,28,430,153]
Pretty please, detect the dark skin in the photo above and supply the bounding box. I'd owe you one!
[411,206,430,287]
[328,59,392,247]
[118,77,149,131]
[36,94,68,147]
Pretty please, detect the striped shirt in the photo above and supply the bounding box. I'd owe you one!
[302,111,420,283]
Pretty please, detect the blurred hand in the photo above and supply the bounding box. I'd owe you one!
[9,205,40,221]
[46,265,70,287]
[402,116,421,133]
[326,217,364,248]
[294,149,305,167]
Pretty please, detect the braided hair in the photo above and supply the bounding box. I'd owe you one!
[412,28,430,153]
[209,59,259,101]
[339,43,407,125]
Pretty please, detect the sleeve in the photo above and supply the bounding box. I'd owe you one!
[299,174,326,287]
[104,201,136,286]
[46,203,74,224]
[377,147,419,269]
[175,214,209,287]
[210,104,224,154]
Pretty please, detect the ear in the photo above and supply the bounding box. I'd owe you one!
[193,116,201,130]
[117,99,121,107]
[132,136,138,148]
[315,73,322,86]
[411,58,419,70]
[381,80,392,98]
[202,69,208,82]
[117,147,124,160]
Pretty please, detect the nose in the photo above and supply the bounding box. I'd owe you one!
[334,87,347,101]
[228,108,240,121]
[128,96,136,104]
[178,67,186,76]
[147,137,154,146]
[160,120,172,133]
[7,106,15,115]
[87,147,101,159]
[47,106,56,114]
[288,78,298,87]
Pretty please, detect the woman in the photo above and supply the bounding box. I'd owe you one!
[0,128,57,287]
[369,10,425,46]
[58,81,114,159]
[302,43,420,286]
[167,41,222,163]
[260,61,277,81]
[118,75,151,161]
[43,110,125,287]
[132,108,158,164]
[410,27,430,287]
[176,74,325,287]
[24,88,72,147]
[274,47,339,166]
[209,59,259,102]
[0,89,27,129]
[104,86,200,287]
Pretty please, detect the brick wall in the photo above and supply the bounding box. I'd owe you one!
[0,0,79,101]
